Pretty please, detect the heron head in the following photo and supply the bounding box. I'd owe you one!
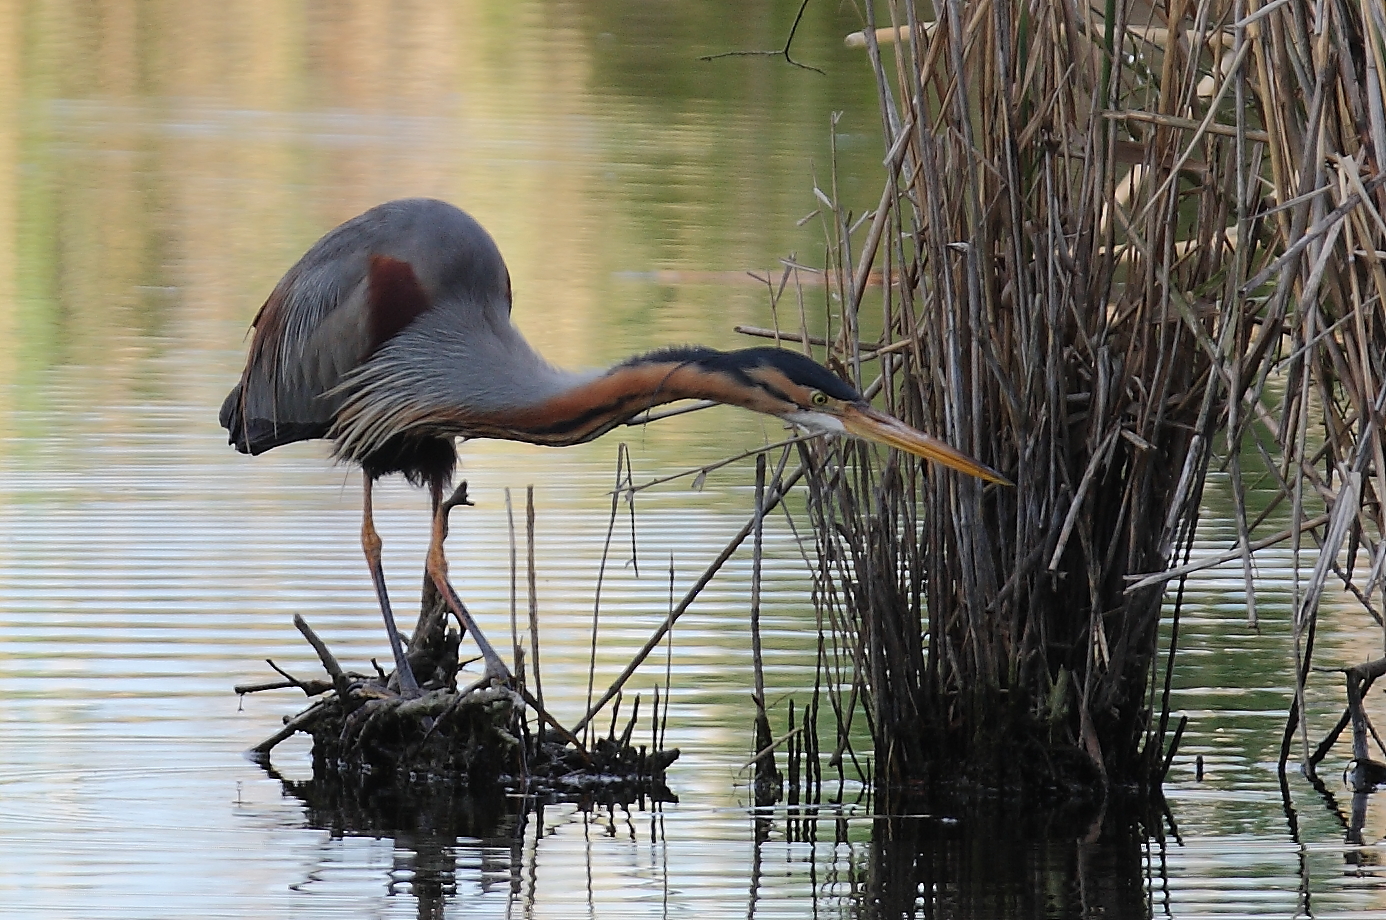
[725,348,1011,486]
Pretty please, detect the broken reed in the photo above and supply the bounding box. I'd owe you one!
[789,0,1386,800]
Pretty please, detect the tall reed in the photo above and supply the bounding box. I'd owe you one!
[796,0,1385,800]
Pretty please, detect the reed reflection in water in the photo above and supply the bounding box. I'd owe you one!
[252,768,1157,920]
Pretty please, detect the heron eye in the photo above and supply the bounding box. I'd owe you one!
[810,390,830,407]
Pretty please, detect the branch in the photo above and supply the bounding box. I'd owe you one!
[699,0,824,75]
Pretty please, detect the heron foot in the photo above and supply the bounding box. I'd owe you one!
[367,548,422,696]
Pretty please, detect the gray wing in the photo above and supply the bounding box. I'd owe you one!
[219,198,513,455]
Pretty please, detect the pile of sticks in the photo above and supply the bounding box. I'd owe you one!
[238,605,678,801]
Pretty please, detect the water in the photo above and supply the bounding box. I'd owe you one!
[1,2,1384,917]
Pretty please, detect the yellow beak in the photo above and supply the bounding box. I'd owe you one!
[839,404,1012,486]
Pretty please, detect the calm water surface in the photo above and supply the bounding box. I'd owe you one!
[1,3,1384,917]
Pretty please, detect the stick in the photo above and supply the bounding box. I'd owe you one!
[740,726,807,771]
[586,447,631,745]
[1124,513,1331,593]
[750,455,774,789]
[623,399,717,426]
[526,486,545,741]
[627,432,818,495]
[661,554,674,752]
[234,675,333,697]
[249,699,330,757]
[734,325,831,348]
[506,488,522,679]
[699,0,823,74]
[518,686,589,764]
[1102,108,1270,142]
[293,614,351,700]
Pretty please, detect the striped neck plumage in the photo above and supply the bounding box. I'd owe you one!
[469,346,799,447]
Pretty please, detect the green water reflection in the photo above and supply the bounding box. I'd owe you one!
[0,2,1383,918]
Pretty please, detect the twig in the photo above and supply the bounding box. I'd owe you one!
[506,489,522,681]
[234,679,300,695]
[526,485,545,741]
[249,698,331,757]
[624,399,717,427]
[293,614,351,700]
[1241,169,1386,294]
[699,0,824,74]
[1048,429,1120,571]
[586,446,632,745]
[234,659,333,697]
[626,430,818,495]
[519,686,590,765]
[662,553,674,752]
[734,325,916,359]
[750,455,774,792]
[739,726,807,772]
[735,325,833,347]
[1124,513,1332,593]
[1102,108,1270,143]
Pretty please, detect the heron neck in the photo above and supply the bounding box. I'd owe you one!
[471,347,772,446]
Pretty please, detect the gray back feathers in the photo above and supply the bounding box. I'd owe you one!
[222,198,581,461]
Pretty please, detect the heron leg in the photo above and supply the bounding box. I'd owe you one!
[362,476,421,696]
[426,480,513,681]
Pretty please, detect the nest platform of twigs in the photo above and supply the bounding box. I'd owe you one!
[237,610,679,804]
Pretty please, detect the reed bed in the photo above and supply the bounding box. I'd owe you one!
[779,0,1386,802]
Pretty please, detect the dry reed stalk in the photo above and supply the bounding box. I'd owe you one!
[660,554,675,752]
[800,0,1384,799]
[525,486,545,743]
[583,444,635,748]
[505,489,523,681]
[750,454,779,804]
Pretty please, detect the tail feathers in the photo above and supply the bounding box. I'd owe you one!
[219,383,329,455]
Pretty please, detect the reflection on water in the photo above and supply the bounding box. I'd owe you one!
[270,765,524,915]
[1,1,1385,917]
[256,761,1158,920]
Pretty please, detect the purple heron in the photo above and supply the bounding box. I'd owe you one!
[220,198,1007,695]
